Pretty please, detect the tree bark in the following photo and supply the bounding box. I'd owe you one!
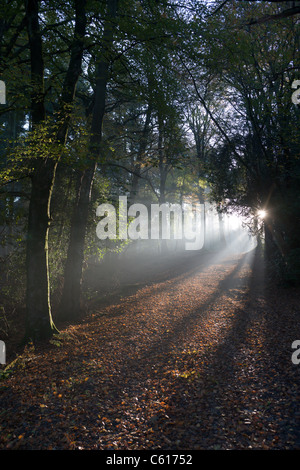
[129,104,152,204]
[60,0,118,321]
[24,0,53,341]
[218,210,227,248]
[198,186,207,250]
[25,161,58,340]
[24,0,87,341]
[60,164,97,319]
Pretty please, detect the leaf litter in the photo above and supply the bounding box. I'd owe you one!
[0,249,299,450]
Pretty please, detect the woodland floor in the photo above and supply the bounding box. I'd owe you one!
[0,246,300,451]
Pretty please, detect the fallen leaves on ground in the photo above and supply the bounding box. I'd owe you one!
[0,249,299,450]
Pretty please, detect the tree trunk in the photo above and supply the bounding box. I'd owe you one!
[198,186,207,250]
[129,104,152,203]
[25,161,58,340]
[60,0,118,320]
[264,216,289,281]
[218,210,226,248]
[24,0,53,341]
[158,119,168,253]
[24,0,86,341]
[60,164,97,319]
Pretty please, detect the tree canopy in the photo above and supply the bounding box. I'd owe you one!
[0,0,299,341]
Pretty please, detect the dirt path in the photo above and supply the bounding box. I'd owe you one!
[1,248,300,450]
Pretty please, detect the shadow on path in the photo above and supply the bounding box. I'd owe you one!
[78,249,259,449]
[2,246,299,450]
[147,248,300,450]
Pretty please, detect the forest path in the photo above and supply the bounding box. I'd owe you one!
[1,247,300,450]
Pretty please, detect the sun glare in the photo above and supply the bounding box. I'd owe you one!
[257,209,267,219]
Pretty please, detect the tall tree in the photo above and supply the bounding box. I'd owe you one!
[24,0,87,340]
[60,0,118,320]
[201,2,300,280]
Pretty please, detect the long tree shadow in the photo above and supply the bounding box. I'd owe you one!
[6,246,257,450]
[5,244,297,450]
[256,265,300,449]
[157,248,263,450]
[88,240,254,320]
[84,230,253,312]
[149,247,300,450]
[75,249,257,448]
[131,249,255,363]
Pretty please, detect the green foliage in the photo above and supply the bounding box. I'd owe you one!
[197,4,300,280]
[0,0,299,341]
[49,331,75,348]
